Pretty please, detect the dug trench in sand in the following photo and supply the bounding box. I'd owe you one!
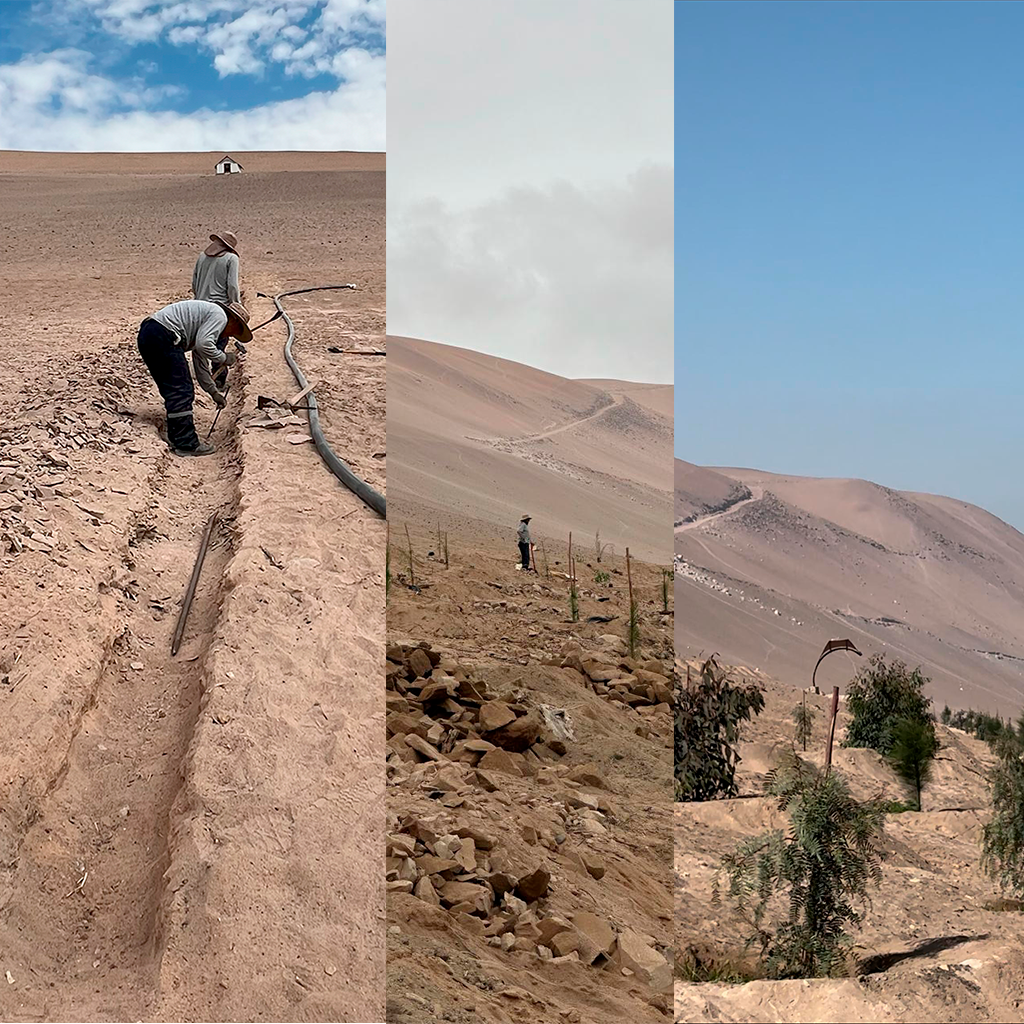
[0,149,385,1023]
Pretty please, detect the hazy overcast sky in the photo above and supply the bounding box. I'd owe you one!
[387,0,673,384]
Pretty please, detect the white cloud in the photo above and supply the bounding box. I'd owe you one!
[0,47,385,151]
[1,1,385,150]
[62,0,384,78]
[387,166,674,383]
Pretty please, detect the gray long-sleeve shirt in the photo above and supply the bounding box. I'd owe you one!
[150,299,229,397]
[517,521,531,544]
[192,251,240,304]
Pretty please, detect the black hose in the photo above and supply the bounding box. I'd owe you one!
[270,285,386,518]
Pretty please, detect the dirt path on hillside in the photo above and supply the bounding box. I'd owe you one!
[674,490,762,534]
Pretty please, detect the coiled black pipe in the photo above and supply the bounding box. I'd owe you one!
[268,285,386,518]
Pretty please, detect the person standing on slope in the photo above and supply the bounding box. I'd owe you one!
[193,230,242,389]
[137,299,252,456]
[517,514,534,571]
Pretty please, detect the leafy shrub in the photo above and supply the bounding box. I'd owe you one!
[674,656,764,801]
[844,654,932,754]
[716,750,886,978]
[982,747,1024,897]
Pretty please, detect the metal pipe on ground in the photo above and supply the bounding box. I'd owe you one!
[171,511,219,656]
[267,285,386,519]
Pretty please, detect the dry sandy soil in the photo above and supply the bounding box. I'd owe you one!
[675,459,1024,713]
[674,657,1024,1024]
[0,151,384,1022]
[387,521,674,1024]
[388,337,673,565]
[386,339,674,1022]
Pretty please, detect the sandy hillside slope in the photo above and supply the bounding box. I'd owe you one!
[674,657,1024,1024]
[675,459,1024,712]
[0,150,384,1022]
[388,337,673,564]
[387,518,674,1023]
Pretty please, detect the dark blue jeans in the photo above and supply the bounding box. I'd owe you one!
[137,318,200,450]
[519,541,531,569]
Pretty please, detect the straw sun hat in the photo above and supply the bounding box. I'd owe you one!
[204,230,238,257]
[215,300,253,343]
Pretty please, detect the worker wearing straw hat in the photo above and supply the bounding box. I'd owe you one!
[517,515,535,572]
[193,231,242,390]
[193,230,241,305]
[137,299,252,456]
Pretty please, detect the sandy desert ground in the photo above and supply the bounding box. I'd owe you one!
[0,151,384,1022]
[674,657,1024,1024]
[388,337,673,565]
[386,339,674,1021]
[675,459,1024,713]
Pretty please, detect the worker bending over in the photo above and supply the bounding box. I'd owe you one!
[137,299,252,456]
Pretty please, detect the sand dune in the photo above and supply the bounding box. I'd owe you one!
[388,336,672,563]
[676,460,1024,712]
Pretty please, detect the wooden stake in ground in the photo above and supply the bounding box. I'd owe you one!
[626,546,639,658]
[171,512,219,656]
[404,522,415,588]
[540,539,549,577]
[825,685,840,772]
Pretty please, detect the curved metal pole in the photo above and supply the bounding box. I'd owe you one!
[264,286,386,519]
[812,638,863,771]
[812,638,862,691]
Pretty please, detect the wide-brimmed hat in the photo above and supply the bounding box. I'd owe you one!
[205,230,238,257]
[520,514,531,522]
[216,300,253,343]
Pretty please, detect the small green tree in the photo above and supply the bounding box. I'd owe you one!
[941,705,952,726]
[844,654,932,754]
[982,748,1024,896]
[793,700,813,752]
[886,717,938,811]
[675,656,765,801]
[716,750,886,978]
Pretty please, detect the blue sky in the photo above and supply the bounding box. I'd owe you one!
[0,0,384,150]
[677,1,1024,528]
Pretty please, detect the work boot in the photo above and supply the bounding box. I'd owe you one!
[173,440,215,457]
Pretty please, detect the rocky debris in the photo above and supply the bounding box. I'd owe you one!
[0,378,143,557]
[549,640,673,722]
[386,639,673,995]
[386,641,574,771]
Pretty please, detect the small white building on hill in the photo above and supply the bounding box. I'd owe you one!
[215,155,243,174]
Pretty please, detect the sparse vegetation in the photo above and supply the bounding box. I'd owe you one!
[627,598,640,659]
[594,569,610,584]
[948,707,1014,747]
[662,568,671,613]
[886,717,939,811]
[844,654,932,755]
[674,656,765,801]
[982,744,1024,897]
[941,704,952,726]
[716,750,886,979]
[594,530,612,562]
[792,699,813,752]
[677,947,760,984]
